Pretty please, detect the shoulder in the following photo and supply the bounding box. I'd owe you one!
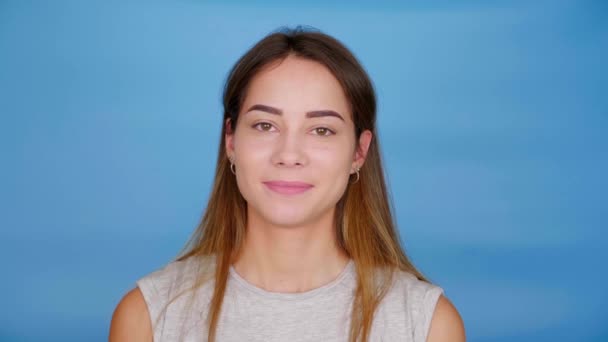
[109,287,152,342]
[136,254,215,305]
[381,270,464,341]
[111,254,215,341]
[426,295,466,342]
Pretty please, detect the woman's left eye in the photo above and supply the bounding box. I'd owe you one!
[253,122,275,132]
[312,127,335,136]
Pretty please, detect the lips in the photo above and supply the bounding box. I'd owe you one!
[262,180,313,195]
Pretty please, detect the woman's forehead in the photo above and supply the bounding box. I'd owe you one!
[241,56,351,119]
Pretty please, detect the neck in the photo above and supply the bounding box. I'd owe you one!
[232,207,350,293]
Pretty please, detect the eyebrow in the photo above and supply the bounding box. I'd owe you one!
[245,104,345,121]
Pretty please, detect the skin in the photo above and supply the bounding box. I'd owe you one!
[109,54,465,342]
[226,55,372,293]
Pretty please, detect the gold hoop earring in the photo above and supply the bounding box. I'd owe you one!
[351,166,360,184]
[229,157,236,175]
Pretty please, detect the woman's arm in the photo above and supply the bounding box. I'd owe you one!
[427,295,466,342]
[109,287,153,342]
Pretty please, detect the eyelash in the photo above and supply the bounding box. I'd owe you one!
[252,122,335,136]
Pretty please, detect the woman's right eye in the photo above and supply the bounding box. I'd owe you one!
[253,122,275,132]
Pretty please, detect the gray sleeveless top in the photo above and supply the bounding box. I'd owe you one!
[136,255,444,342]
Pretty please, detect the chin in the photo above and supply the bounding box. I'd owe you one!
[259,209,314,228]
[247,200,328,228]
[242,189,336,228]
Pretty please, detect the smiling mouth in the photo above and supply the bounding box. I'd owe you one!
[262,181,313,195]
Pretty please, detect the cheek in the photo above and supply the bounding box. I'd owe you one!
[232,135,271,199]
[310,138,355,167]
[311,147,348,169]
[309,145,354,196]
[234,134,272,163]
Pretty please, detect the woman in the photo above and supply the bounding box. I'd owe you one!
[110,27,465,342]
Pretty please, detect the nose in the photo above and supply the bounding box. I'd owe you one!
[271,130,308,168]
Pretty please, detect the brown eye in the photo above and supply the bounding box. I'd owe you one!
[253,122,274,131]
[313,127,334,136]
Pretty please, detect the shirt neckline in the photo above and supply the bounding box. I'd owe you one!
[228,259,355,301]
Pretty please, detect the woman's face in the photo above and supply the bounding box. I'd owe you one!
[226,55,372,228]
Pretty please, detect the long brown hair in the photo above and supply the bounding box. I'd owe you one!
[168,26,428,342]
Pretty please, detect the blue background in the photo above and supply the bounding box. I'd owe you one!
[1,0,606,341]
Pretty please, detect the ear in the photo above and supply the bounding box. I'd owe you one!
[352,129,373,171]
[225,118,235,159]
